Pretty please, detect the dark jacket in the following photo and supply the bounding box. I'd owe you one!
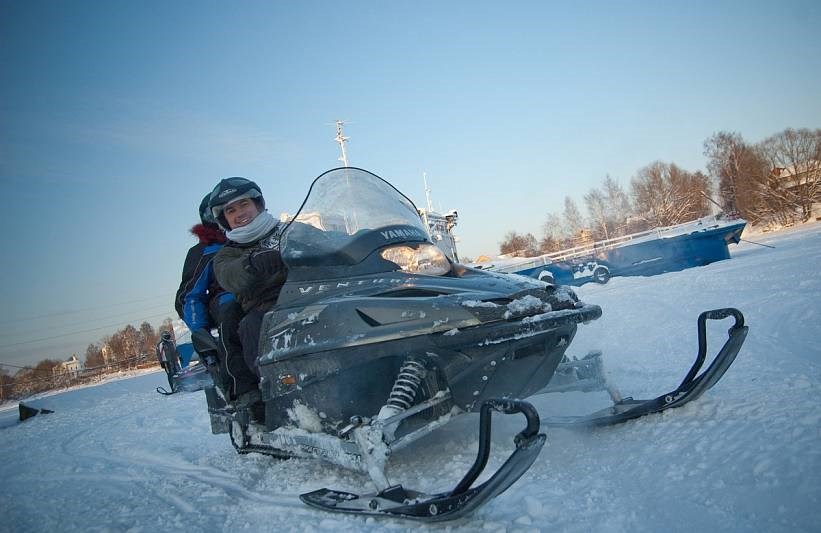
[175,224,232,330]
[213,224,287,313]
[156,339,179,366]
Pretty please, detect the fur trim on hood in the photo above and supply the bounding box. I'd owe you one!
[191,223,227,245]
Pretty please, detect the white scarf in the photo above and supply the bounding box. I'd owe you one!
[226,211,279,244]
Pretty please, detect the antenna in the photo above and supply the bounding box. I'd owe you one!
[332,120,350,167]
[423,172,434,212]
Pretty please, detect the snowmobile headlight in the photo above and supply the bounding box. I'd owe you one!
[380,244,451,276]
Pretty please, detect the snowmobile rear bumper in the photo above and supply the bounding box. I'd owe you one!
[300,399,546,522]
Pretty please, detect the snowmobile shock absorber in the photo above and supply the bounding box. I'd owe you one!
[378,357,427,420]
[387,358,426,411]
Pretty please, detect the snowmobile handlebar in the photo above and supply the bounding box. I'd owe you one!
[451,399,543,496]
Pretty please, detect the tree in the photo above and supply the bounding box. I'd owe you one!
[14,359,62,396]
[499,231,539,257]
[757,128,821,222]
[562,196,585,240]
[583,188,611,241]
[631,162,712,227]
[602,175,632,234]
[120,324,140,366]
[85,343,104,369]
[138,322,157,361]
[704,131,770,221]
[0,368,15,402]
[539,212,566,253]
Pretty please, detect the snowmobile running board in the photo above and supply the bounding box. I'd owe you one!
[300,399,546,522]
[543,308,748,427]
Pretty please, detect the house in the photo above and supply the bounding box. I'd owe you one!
[772,160,821,220]
[53,354,81,378]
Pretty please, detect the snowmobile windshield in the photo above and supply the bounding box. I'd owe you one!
[281,168,431,267]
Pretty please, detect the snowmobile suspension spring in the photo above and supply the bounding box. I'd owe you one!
[387,358,427,411]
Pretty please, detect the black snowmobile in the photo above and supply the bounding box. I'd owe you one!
[194,167,748,522]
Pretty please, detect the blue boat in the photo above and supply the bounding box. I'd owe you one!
[476,216,747,286]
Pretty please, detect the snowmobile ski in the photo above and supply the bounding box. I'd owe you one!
[543,308,748,427]
[300,399,546,522]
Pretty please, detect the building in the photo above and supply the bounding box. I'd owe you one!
[53,354,81,378]
[772,160,821,220]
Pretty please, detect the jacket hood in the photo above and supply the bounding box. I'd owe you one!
[191,223,227,245]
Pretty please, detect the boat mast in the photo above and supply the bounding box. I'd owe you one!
[334,120,350,167]
[423,171,434,212]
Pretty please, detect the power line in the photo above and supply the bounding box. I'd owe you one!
[0,303,173,337]
[0,293,171,325]
[0,312,174,349]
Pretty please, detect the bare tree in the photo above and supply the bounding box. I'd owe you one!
[583,188,610,241]
[757,128,821,221]
[499,231,539,257]
[0,368,15,402]
[602,175,632,235]
[562,196,585,243]
[138,322,157,361]
[85,343,104,369]
[631,162,712,226]
[704,131,770,221]
[540,212,566,253]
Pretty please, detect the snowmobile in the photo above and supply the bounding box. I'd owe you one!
[155,360,214,396]
[193,167,748,522]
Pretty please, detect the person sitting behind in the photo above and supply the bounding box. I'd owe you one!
[174,192,236,397]
[208,177,287,404]
[175,192,232,333]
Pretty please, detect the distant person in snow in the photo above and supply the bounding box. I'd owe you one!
[208,177,287,407]
[174,193,235,396]
[156,330,181,389]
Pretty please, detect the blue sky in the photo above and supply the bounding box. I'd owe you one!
[1,0,819,368]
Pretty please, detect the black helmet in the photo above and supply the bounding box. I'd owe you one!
[198,193,218,227]
[208,177,264,229]
[161,331,172,341]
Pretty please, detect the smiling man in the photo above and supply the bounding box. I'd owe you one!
[208,177,287,407]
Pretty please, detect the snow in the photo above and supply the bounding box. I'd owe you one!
[2,223,820,532]
[503,294,551,319]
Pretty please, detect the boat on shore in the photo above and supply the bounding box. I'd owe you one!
[473,215,747,286]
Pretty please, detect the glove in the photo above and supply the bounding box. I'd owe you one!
[246,248,283,276]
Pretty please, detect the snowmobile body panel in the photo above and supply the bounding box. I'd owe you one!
[256,263,600,434]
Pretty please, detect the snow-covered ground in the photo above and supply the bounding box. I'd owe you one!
[2,224,819,532]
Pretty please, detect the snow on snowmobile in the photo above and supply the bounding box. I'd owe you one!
[193,167,748,522]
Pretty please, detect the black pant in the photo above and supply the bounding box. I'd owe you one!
[239,308,267,377]
[218,301,259,398]
[161,360,180,388]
